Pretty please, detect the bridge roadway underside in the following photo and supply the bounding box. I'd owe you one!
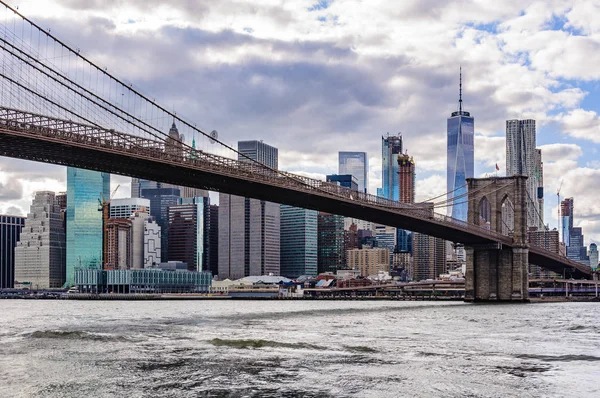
[0,131,590,279]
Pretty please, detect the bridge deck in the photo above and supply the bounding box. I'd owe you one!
[0,107,592,279]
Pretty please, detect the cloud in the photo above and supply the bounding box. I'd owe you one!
[557,109,600,143]
[538,143,582,162]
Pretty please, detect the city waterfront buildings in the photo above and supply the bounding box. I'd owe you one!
[66,167,110,285]
[280,205,318,278]
[380,134,403,200]
[412,204,446,280]
[318,212,346,274]
[447,70,474,222]
[528,228,560,278]
[15,192,66,289]
[0,214,26,288]
[338,152,368,194]
[506,119,543,228]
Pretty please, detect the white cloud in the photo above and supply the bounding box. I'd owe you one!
[557,109,600,143]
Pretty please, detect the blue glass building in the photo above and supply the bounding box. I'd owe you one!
[66,167,110,285]
[326,174,358,191]
[447,71,474,221]
[141,187,181,262]
[338,152,368,194]
[280,205,318,278]
[381,135,403,200]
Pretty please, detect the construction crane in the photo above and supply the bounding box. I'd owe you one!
[98,184,120,268]
[557,180,563,239]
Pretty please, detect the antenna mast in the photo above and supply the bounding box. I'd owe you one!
[459,66,463,113]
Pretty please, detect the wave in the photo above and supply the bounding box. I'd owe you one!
[516,353,600,362]
[343,345,378,353]
[208,338,325,350]
[28,330,132,342]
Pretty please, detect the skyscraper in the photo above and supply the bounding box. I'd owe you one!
[280,205,318,278]
[318,212,346,274]
[447,69,474,221]
[326,174,358,191]
[66,167,110,285]
[380,134,403,200]
[397,153,415,253]
[15,192,66,289]
[412,203,446,280]
[207,204,219,276]
[339,152,368,194]
[168,197,209,272]
[589,243,598,271]
[141,187,180,262]
[0,214,26,288]
[219,140,280,279]
[506,119,542,228]
[561,198,574,246]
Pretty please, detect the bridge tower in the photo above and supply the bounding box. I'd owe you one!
[465,176,529,302]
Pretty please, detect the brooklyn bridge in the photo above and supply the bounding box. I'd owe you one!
[0,2,593,301]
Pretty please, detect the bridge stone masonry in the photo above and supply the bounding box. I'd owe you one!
[465,176,529,302]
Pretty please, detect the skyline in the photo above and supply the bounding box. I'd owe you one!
[0,1,599,244]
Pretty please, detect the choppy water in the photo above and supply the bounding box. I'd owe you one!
[0,300,599,397]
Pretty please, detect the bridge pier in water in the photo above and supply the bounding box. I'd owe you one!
[464,176,529,302]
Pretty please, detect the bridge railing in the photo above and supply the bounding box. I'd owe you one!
[0,106,513,245]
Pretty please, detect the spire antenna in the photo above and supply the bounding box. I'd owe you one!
[459,66,463,113]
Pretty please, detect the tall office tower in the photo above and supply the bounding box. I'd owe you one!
[567,227,586,262]
[447,69,474,221]
[280,205,318,278]
[397,152,415,253]
[143,217,161,268]
[339,152,368,194]
[326,174,359,191]
[375,225,396,252]
[168,197,209,272]
[110,198,150,218]
[141,187,180,262]
[208,204,219,276]
[0,215,26,288]
[218,194,280,279]
[589,243,598,271]
[66,167,110,285]
[104,218,132,270]
[380,134,403,200]
[506,119,541,228]
[412,203,446,280]
[318,212,345,274]
[535,148,544,227]
[165,121,184,159]
[219,140,281,279]
[238,140,279,170]
[15,192,66,289]
[561,197,573,245]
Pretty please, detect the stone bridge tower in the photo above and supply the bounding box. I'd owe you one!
[465,176,529,302]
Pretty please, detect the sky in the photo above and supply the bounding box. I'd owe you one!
[1,0,600,244]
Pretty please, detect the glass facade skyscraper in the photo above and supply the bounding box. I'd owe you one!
[338,152,368,194]
[381,135,403,200]
[447,71,474,221]
[66,167,110,285]
[1,214,26,288]
[280,205,318,278]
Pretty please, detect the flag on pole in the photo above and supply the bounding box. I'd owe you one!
[495,163,500,171]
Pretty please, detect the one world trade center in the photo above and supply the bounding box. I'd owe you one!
[447,69,474,221]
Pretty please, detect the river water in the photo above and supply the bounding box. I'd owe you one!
[0,300,598,397]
